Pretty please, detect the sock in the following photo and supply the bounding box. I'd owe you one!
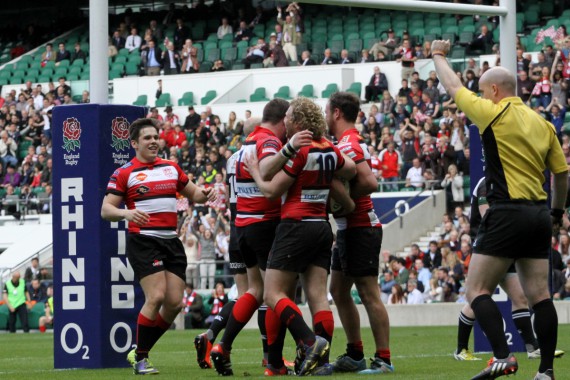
[511,308,539,352]
[471,294,510,359]
[39,325,46,333]
[376,349,391,366]
[457,311,475,352]
[346,341,364,361]
[208,300,236,343]
[532,299,558,373]
[219,293,259,351]
[135,313,156,360]
[274,298,315,346]
[258,304,268,361]
[313,310,334,363]
[266,306,286,368]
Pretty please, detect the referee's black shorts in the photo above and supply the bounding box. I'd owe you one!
[236,220,279,271]
[473,201,551,259]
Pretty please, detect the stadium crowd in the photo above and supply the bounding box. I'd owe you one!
[3,2,570,338]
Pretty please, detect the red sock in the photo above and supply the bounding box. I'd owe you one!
[39,325,46,333]
[266,307,282,345]
[232,293,259,323]
[376,348,391,365]
[155,313,171,331]
[313,310,334,363]
[266,307,286,368]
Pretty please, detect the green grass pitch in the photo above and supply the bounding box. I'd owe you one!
[1,325,569,379]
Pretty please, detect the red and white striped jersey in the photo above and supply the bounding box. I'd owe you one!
[235,126,282,227]
[336,128,381,229]
[106,157,189,238]
[226,149,240,222]
[281,138,345,221]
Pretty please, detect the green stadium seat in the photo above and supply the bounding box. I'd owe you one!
[321,83,339,98]
[80,72,90,80]
[108,69,122,80]
[250,87,269,102]
[249,63,263,69]
[345,82,362,98]
[125,62,139,76]
[114,55,127,64]
[219,40,233,49]
[37,75,51,83]
[298,84,315,98]
[221,47,237,62]
[205,48,220,62]
[132,95,147,106]
[54,67,68,77]
[15,61,29,71]
[201,90,217,105]
[273,86,291,100]
[118,48,129,56]
[57,59,70,67]
[155,93,171,107]
[347,39,363,54]
[68,66,82,75]
[66,74,79,81]
[178,92,195,106]
[111,63,125,73]
[26,68,39,78]
[199,61,213,72]
[231,63,245,70]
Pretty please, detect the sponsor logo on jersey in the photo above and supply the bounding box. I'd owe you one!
[136,185,150,195]
[152,259,164,267]
[136,173,148,181]
[163,167,175,178]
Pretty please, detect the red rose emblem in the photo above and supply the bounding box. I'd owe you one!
[111,117,130,140]
[63,117,81,140]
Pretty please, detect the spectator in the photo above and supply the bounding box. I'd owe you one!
[359,49,373,63]
[149,19,163,41]
[40,158,52,186]
[423,240,443,270]
[440,164,464,213]
[406,280,425,304]
[415,258,432,291]
[379,270,396,303]
[27,278,48,304]
[405,157,423,189]
[198,228,216,290]
[243,37,268,68]
[365,66,388,103]
[378,142,401,191]
[369,28,398,58]
[339,49,352,64]
[211,60,226,72]
[233,20,252,43]
[24,257,41,282]
[38,285,53,333]
[388,284,406,304]
[217,17,233,39]
[396,39,417,81]
[183,283,204,329]
[181,46,200,74]
[161,41,180,75]
[3,272,30,333]
[205,282,228,326]
[173,19,190,50]
[392,257,409,286]
[2,164,20,188]
[545,98,566,137]
[125,27,142,52]
[517,70,534,103]
[144,40,162,76]
[468,24,493,53]
[183,106,200,131]
[40,43,56,67]
[320,48,336,65]
[268,41,288,67]
[0,130,18,168]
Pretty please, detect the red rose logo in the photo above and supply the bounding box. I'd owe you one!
[62,117,81,153]
[111,116,131,151]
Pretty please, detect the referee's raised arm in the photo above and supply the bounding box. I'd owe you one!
[430,40,463,98]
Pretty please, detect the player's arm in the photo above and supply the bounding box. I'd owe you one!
[351,160,379,198]
[101,193,150,226]
[180,181,217,204]
[3,290,12,311]
[330,178,355,216]
[259,130,313,180]
[430,40,463,99]
[246,154,295,200]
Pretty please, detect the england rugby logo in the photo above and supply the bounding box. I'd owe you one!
[62,117,81,153]
[111,116,131,151]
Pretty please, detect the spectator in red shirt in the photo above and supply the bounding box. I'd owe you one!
[160,122,177,147]
[378,142,402,191]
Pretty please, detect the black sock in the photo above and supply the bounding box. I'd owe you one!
[512,308,539,352]
[346,342,364,361]
[532,299,558,373]
[268,324,287,368]
[209,300,235,343]
[258,305,268,359]
[471,294,510,359]
[457,311,475,353]
[275,298,315,346]
[220,293,259,351]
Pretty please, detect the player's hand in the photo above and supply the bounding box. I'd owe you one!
[202,187,217,202]
[289,130,313,151]
[431,40,451,57]
[243,152,260,178]
[125,209,150,226]
[8,306,14,312]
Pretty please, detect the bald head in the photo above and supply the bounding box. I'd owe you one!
[243,116,261,137]
[479,66,517,100]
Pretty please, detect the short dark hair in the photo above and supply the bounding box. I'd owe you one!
[129,118,160,141]
[261,98,289,124]
[328,91,360,123]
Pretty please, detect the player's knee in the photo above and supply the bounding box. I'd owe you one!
[146,291,166,308]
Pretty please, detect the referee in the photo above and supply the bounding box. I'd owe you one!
[431,40,568,380]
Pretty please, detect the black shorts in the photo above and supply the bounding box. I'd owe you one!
[473,201,551,259]
[267,220,333,273]
[228,222,246,275]
[236,220,279,271]
[332,226,383,277]
[127,234,187,281]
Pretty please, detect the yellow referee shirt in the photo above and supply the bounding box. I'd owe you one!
[455,87,567,202]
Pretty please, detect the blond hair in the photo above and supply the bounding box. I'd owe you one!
[289,97,326,139]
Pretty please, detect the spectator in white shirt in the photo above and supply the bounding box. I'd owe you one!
[125,27,142,52]
[217,18,233,39]
[405,158,424,188]
[406,279,425,304]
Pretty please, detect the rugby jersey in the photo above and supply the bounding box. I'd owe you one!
[106,157,189,237]
[226,149,240,222]
[235,126,282,227]
[455,87,568,202]
[335,128,381,229]
[281,138,345,221]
